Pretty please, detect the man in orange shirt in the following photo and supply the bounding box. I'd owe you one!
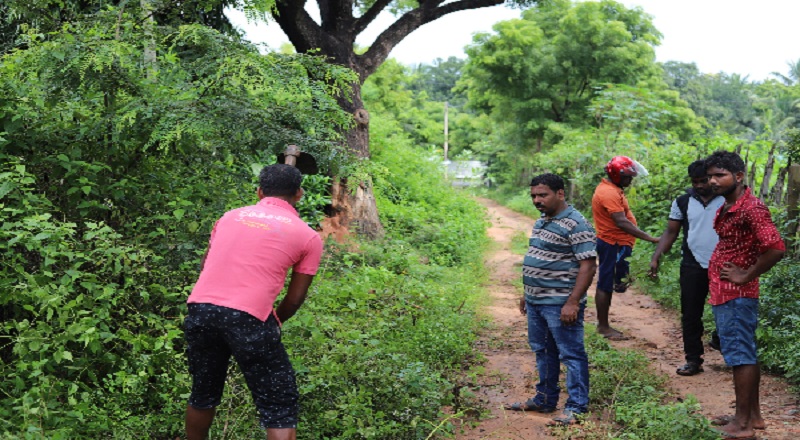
[592,156,659,339]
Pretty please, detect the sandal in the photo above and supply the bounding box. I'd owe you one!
[676,362,704,376]
[547,410,580,426]
[503,398,556,413]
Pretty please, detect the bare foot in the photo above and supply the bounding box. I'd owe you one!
[716,421,757,439]
[597,326,628,340]
[711,414,766,430]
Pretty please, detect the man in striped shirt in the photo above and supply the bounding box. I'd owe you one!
[504,173,597,426]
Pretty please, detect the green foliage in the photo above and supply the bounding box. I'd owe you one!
[661,62,760,136]
[297,174,332,229]
[784,127,800,162]
[758,261,800,382]
[581,332,719,440]
[613,397,718,440]
[504,191,539,218]
[462,0,662,152]
[370,112,489,267]
[408,56,468,106]
[0,0,275,50]
[0,153,188,437]
[362,59,447,151]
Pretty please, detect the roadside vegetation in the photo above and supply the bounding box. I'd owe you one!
[553,330,719,440]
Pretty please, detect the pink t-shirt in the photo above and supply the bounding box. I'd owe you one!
[188,197,323,321]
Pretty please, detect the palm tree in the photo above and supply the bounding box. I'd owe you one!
[771,58,800,86]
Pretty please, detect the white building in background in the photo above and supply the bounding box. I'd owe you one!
[443,160,487,187]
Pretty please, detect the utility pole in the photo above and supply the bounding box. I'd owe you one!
[443,101,449,161]
[142,0,157,78]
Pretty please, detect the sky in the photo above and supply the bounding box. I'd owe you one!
[227,1,800,82]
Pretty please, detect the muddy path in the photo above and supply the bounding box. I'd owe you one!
[453,198,799,439]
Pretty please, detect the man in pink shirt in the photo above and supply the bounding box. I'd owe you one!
[184,164,323,440]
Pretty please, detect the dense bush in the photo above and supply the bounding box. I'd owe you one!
[2,33,489,436]
[758,261,800,382]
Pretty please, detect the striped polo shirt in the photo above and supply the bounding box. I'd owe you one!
[523,205,597,305]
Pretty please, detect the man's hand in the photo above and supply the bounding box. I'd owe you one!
[519,297,526,315]
[275,272,315,323]
[560,301,579,325]
[648,258,660,279]
[720,262,750,285]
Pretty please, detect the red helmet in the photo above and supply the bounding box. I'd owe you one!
[605,156,648,185]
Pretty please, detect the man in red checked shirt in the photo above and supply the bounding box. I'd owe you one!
[705,151,785,440]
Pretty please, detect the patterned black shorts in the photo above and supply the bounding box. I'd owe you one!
[184,303,298,429]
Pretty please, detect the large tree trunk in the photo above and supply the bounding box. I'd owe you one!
[331,80,384,238]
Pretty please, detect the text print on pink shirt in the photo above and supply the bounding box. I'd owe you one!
[236,209,293,223]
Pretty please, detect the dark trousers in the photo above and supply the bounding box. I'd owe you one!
[679,265,709,365]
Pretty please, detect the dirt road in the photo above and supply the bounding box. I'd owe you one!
[454,198,799,439]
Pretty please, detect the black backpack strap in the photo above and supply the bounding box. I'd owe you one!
[675,193,690,221]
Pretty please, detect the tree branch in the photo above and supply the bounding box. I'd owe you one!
[353,0,393,35]
[358,0,507,78]
[273,0,326,53]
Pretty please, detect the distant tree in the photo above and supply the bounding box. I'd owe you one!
[409,56,468,105]
[771,58,800,86]
[705,73,758,136]
[461,0,662,152]
[661,61,702,90]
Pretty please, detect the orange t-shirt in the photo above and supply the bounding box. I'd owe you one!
[591,178,637,246]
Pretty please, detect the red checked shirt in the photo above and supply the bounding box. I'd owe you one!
[708,187,785,305]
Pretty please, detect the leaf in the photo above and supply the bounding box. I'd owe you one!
[0,181,15,200]
[34,232,51,240]
[173,209,185,220]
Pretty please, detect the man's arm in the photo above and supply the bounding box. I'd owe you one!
[199,248,209,272]
[720,248,785,285]
[275,272,316,323]
[610,211,659,243]
[648,219,681,277]
[561,258,597,325]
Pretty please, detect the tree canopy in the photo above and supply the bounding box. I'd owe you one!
[462,0,663,151]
